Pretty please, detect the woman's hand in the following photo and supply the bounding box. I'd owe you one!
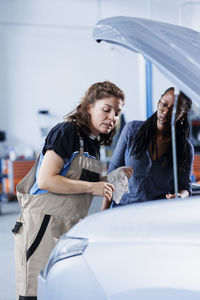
[90,182,115,201]
[100,166,133,211]
[166,193,181,199]
[166,189,189,199]
[121,166,133,179]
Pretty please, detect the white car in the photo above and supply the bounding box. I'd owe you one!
[38,197,200,300]
[38,16,200,300]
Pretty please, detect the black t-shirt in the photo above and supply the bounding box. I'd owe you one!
[42,122,100,162]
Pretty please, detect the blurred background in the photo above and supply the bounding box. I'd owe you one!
[0,0,200,299]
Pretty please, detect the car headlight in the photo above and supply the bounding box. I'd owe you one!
[41,235,88,279]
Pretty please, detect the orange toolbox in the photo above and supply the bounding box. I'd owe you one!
[193,154,200,182]
[1,159,35,196]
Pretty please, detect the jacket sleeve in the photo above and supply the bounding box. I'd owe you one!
[108,122,132,173]
[42,122,76,160]
[178,140,194,195]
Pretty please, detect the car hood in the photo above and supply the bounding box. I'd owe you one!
[67,198,200,243]
[93,16,200,105]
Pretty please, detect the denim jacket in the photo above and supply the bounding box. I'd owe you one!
[108,121,194,206]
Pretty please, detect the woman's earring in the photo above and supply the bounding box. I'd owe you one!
[180,117,184,125]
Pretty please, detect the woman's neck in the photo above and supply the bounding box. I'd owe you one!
[149,132,171,160]
[156,127,171,139]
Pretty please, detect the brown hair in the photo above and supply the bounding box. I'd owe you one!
[66,81,125,146]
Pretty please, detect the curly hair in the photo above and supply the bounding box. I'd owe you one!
[131,88,192,172]
[65,81,125,146]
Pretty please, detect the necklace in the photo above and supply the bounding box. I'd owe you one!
[160,136,172,143]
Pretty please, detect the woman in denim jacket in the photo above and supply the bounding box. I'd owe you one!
[102,87,194,209]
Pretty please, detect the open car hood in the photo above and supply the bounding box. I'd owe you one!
[93,16,200,105]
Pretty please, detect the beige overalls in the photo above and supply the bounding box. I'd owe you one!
[12,137,102,300]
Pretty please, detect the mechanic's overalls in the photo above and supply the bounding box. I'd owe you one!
[12,136,102,300]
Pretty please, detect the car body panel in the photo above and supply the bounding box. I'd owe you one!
[68,197,200,242]
[83,242,200,299]
[69,198,200,298]
[38,255,107,300]
[93,16,200,105]
[38,198,200,299]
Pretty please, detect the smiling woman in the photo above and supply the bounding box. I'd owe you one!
[12,81,129,300]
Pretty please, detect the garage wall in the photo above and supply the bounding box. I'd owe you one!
[0,0,198,156]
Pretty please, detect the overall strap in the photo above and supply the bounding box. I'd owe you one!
[96,147,100,161]
[75,128,84,155]
[76,128,100,160]
[79,136,84,155]
[95,136,100,160]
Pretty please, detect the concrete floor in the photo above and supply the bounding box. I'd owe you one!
[0,201,19,300]
[0,197,102,300]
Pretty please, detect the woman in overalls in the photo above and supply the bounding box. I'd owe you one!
[13,81,132,300]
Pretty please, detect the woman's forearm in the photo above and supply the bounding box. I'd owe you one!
[38,174,93,194]
[101,196,111,210]
[38,174,115,199]
[37,150,114,197]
